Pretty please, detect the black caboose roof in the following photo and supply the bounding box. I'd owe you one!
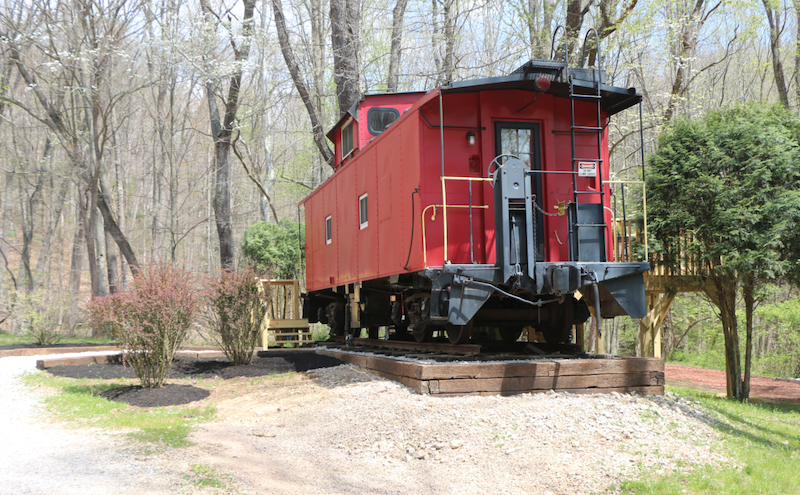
[443,59,640,117]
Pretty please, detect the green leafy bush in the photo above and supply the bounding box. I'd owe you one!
[205,267,268,365]
[241,220,304,279]
[88,263,202,388]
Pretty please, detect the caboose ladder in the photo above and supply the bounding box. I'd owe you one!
[567,29,607,263]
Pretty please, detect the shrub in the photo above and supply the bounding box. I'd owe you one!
[89,263,201,388]
[241,220,304,279]
[5,290,87,345]
[205,267,268,365]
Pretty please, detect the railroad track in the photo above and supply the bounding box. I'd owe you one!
[320,336,585,361]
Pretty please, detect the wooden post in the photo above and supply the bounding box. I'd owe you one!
[575,324,584,349]
[638,292,675,358]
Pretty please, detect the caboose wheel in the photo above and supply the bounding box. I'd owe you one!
[541,298,574,344]
[412,322,434,342]
[445,320,474,344]
[325,302,346,337]
[499,327,523,344]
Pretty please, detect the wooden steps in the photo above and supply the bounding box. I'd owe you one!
[317,349,664,396]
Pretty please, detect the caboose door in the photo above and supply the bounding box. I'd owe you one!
[494,122,545,261]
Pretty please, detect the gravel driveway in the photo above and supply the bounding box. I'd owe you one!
[0,352,187,495]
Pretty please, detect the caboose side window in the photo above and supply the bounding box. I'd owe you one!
[359,194,368,229]
[342,121,354,159]
[325,215,332,245]
[368,108,400,135]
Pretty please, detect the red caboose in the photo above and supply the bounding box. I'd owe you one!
[301,56,648,345]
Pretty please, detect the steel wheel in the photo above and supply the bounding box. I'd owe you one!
[413,322,434,342]
[445,320,474,344]
[542,298,574,344]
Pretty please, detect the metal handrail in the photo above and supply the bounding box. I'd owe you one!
[441,176,494,263]
[422,203,489,267]
[605,180,648,260]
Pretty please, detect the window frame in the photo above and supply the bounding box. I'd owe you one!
[367,107,400,136]
[341,119,354,160]
[358,193,368,230]
[325,215,332,245]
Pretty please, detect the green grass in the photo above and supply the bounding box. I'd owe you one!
[621,385,800,494]
[0,331,113,347]
[21,372,215,448]
[185,464,233,489]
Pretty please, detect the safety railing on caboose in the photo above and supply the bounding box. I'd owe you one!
[606,179,649,262]
[422,176,493,267]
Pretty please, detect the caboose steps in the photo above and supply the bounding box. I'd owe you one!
[316,346,664,397]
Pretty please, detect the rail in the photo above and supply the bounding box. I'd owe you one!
[606,180,648,261]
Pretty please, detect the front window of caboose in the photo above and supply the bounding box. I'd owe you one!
[499,127,533,168]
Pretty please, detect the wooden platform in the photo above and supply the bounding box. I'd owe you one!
[318,349,664,396]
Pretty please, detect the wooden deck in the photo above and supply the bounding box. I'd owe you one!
[317,349,664,397]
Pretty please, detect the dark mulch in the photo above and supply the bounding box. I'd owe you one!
[98,384,211,407]
[47,350,344,407]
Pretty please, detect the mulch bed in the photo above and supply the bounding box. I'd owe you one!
[46,350,344,407]
[98,384,211,407]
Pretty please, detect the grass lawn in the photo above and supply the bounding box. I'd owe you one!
[622,385,800,494]
[0,331,113,347]
[20,372,215,449]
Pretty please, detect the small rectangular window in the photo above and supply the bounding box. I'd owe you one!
[359,194,368,229]
[325,216,332,245]
[342,121,354,159]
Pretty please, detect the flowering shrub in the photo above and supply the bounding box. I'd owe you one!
[89,263,201,388]
[205,267,268,365]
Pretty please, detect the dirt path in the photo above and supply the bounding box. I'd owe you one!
[666,365,800,402]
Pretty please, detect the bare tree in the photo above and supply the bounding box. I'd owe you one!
[200,0,256,270]
[762,0,790,109]
[271,0,334,168]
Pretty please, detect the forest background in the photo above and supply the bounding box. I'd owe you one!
[1,0,800,378]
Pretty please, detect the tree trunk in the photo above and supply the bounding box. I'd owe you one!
[69,201,84,295]
[330,0,361,116]
[712,275,744,401]
[387,0,409,92]
[80,193,99,297]
[663,0,711,122]
[795,0,800,105]
[94,206,109,297]
[762,0,791,109]
[34,176,70,282]
[743,277,755,400]
[201,0,256,270]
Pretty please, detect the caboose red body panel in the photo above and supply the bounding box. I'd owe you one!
[301,59,648,345]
